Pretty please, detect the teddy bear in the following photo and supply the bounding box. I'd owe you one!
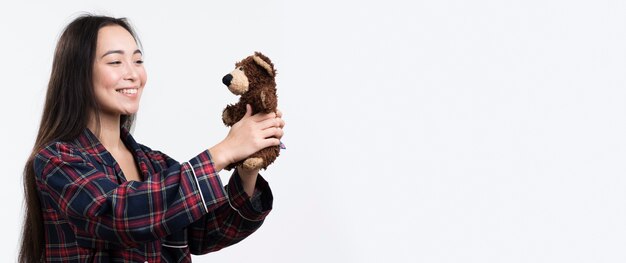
[221,52,280,171]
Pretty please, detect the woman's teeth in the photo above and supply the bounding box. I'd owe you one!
[117,88,138,94]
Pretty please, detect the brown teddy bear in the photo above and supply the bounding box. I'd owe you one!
[221,52,280,171]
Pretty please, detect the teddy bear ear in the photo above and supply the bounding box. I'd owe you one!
[253,55,275,77]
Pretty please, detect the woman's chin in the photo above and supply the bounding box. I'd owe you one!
[122,109,139,115]
[120,103,140,114]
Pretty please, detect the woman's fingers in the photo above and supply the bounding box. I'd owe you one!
[257,116,284,130]
[261,126,284,140]
[244,104,253,118]
[259,137,281,149]
[247,108,285,129]
[250,111,276,122]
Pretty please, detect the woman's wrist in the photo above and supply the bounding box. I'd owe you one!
[208,141,233,172]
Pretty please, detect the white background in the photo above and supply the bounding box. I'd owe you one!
[1,0,625,262]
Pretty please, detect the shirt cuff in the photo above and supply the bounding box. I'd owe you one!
[186,150,228,213]
[225,170,273,221]
[250,190,263,212]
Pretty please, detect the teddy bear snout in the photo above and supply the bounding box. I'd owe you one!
[222,74,233,86]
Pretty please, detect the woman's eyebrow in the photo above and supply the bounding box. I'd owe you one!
[101,49,142,58]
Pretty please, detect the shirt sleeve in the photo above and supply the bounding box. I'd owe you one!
[187,169,273,255]
[34,142,227,248]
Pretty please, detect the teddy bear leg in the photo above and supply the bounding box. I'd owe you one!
[242,157,264,170]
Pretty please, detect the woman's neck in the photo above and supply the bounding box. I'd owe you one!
[88,112,124,152]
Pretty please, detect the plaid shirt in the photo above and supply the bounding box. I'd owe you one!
[33,128,273,262]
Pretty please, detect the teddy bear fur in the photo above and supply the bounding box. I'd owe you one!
[221,52,279,170]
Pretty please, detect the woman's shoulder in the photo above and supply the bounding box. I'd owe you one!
[35,139,87,165]
[31,139,92,181]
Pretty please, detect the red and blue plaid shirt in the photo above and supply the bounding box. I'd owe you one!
[33,128,273,262]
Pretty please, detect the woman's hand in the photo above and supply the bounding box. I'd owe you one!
[209,104,285,172]
[235,108,285,196]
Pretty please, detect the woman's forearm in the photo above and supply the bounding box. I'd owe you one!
[237,166,259,197]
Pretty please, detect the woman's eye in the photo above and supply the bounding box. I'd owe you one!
[136,60,144,64]
[108,61,122,65]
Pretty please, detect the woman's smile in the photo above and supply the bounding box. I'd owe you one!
[116,87,139,96]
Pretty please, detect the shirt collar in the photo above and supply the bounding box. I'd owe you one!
[73,127,144,167]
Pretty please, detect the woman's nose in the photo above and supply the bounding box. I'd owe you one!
[124,64,140,81]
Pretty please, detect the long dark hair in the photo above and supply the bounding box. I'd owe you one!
[19,14,141,262]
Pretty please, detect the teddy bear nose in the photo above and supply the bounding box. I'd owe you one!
[222,74,233,86]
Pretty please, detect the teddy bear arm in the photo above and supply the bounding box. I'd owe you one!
[222,104,240,126]
[260,89,278,113]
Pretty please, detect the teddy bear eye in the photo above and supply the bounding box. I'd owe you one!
[238,67,244,71]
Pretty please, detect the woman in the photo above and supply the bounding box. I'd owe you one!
[19,14,284,262]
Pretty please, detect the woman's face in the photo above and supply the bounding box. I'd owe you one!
[92,25,147,117]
